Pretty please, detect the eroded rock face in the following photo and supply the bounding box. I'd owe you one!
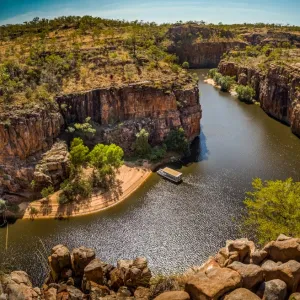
[167,25,247,68]
[0,109,63,196]
[218,61,300,137]
[33,141,70,190]
[56,84,201,153]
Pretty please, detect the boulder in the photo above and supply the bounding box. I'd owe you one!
[118,257,152,288]
[71,246,95,277]
[262,260,300,292]
[84,258,104,285]
[49,245,71,282]
[134,287,150,300]
[289,293,300,300]
[228,261,264,289]
[224,288,261,300]
[88,282,110,299]
[185,266,242,300]
[56,285,85,300]
[264,237,300,263]
[109,268,124,291]
[0,271,40,300]
[10,271,32,287]
[226,238,256,263]
[154,291,190,300]
[251,250,268,265]
[44,287,57,300]
[257,279,287,300]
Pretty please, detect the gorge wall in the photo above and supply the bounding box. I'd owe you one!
[218,61,300,137]
[167,25,248,68]
[0,84,201,198]
[2,235,300,300]
[56,84,201,151]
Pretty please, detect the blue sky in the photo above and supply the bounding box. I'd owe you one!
[0,0,299,26]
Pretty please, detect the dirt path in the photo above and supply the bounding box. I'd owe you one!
[22,165,152,219]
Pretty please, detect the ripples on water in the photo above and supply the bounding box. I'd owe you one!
[1,70,300,285]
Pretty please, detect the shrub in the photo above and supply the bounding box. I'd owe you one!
[149,145,167,162]
[165,128,189,156]
[236,85,256,103]
[134,129,151,157]
[182,61,189,69]
[218,75,235,92]
[59,179,92,204]
[208,68,218,78]
[243,178,300,245]
[41,186,54,199]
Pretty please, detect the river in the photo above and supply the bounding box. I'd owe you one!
[1,70,300,285]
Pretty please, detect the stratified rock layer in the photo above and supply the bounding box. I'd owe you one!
[56,84,201,150]
[218,61,300,137]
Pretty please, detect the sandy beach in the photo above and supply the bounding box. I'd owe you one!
[22,165,152,219]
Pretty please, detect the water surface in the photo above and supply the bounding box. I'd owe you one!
[1,70,300,285]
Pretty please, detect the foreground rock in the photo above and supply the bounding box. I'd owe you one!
[185,266,242,299]
[224,288,261,300]
[2,235,300,299]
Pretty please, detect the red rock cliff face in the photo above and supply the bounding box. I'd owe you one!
[0,110,64,195]
[57,84,202,150]
[218,61,300,137]
[167,25,247,68]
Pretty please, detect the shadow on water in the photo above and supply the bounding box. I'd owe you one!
[169,125,209,170]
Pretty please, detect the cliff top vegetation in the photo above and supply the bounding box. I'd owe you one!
[1,16,300,113]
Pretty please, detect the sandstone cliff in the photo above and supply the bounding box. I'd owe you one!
[0,84,201,198]
[218,61,300,137]
[56,83,201,151]
[0,109,64,196]
[167,25,247,68]
[2,235,300,300]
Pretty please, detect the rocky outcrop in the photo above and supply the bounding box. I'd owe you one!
[0,109,64,196]
[241,30,300,48]
[56,83,201,152]
[218,60,300,137]
[33,141,70,190]
[167,25,247,68]
[2,235,300,299]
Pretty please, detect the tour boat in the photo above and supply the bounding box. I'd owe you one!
[157,167,183,183]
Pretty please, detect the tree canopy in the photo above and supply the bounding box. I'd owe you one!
[243,178,300,244]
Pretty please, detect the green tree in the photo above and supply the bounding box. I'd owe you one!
[236,85,256,103]
[70,137,89,169]
[243,178,300,245]
[41,186,54,199]
[89,143,124,186]
[134,129,151,157]
[165,128,189,156]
